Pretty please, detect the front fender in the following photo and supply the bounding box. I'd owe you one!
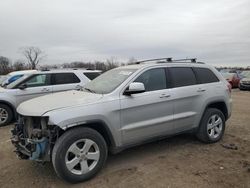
[44,100,122,147]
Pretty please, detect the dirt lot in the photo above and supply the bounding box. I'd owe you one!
[0,90,249,188]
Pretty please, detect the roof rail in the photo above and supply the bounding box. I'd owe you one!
[135,57,205,65]
[41,68,50,71]
[135,57,172,64]
[173,58,197,63]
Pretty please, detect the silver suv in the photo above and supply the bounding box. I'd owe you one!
[0,69,101,126]
[11,58,232,183]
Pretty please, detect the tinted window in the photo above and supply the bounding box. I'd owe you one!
[53,73,80,85]
[23,74,51,88]
[134,68,167,91]
[194,68,219,84]
[83,72,101,80]
[169,67,196,87]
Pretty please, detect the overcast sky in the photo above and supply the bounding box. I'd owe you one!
[0,0,249,66]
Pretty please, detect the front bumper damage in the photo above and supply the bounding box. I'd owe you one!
[11,116,58,161]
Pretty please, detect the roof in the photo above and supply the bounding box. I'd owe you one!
[8,70,38,76]
[37,69,102,74]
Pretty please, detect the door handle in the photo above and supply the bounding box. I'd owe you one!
[160,94,171,98]
[41,88,50,92]
[197,88,206,92]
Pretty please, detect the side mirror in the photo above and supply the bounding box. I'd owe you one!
[124,82,145,95]
[18,84,27,90]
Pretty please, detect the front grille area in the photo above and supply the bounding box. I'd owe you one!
[11,115,56,161]
[242,81,250,85]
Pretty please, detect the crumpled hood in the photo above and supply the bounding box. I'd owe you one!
[17,90,103,116]
[241,77,250,82]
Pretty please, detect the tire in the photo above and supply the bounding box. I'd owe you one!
[0,104,13,126]
[196,108,225,143]
[52,127,108,183]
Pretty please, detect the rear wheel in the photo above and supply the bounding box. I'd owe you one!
[0,104,13,126]
[196,108,225,143]
[52,127,108,183]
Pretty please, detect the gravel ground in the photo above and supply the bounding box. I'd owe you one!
[0,90,249,188]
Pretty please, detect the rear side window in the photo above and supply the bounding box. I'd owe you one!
[134,68,167,91]
[83,72,101,80]
[169,67,196,87]
[53,73,80,85]
[194,68,219,84]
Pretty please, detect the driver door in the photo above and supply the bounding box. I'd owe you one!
[15,74,53,106]
[120,68,174,145]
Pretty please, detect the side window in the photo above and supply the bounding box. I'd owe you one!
[53,73,80,85]
[23,74,50,88]
[194,68,219,84]
[83,72,101,80]
[169,67,196,87]
[134,68,167,92]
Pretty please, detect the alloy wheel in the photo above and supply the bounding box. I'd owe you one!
[65,139,100,175]
[207,114,223,139]
[0,108,8,124]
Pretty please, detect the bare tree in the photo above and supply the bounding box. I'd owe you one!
[127,57,137,65]
[0,56,12,75]
[21,47,45,69]
[13,60,27,71]
[106,57,118,70]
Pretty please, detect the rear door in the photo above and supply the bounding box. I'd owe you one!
[168,67,205,132]
[120,68,174,145]
[51,72,82,92]
[15,74,52,106]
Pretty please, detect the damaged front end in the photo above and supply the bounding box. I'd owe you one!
[11,116,59,162]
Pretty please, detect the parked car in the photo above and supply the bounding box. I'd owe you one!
[11,59,232,183]
[221,72,241,88]
[239,71,250,90]
[1,70,38,87]
[220,69,240,74]
[0,75,7,85]
[0,69,101,126]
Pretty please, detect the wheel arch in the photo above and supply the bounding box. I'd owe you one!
[203,101,229,121]
[59,120,117,151]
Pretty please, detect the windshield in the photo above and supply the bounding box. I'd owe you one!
[241,71,250,78]
[83,68,137,94]
[6,74,31,89]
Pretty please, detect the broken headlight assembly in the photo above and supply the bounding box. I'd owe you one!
[11,116,59,161]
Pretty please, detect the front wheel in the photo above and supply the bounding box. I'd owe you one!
[196,108,225,143]
[0,104,13,126]
[52,127,108,183]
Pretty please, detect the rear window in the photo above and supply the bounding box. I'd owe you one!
[83,72,101,80]
[53,73,80,85]
[194,68,219,84]
[169,67,197,87]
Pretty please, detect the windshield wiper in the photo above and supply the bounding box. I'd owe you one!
[83,87,96,93]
